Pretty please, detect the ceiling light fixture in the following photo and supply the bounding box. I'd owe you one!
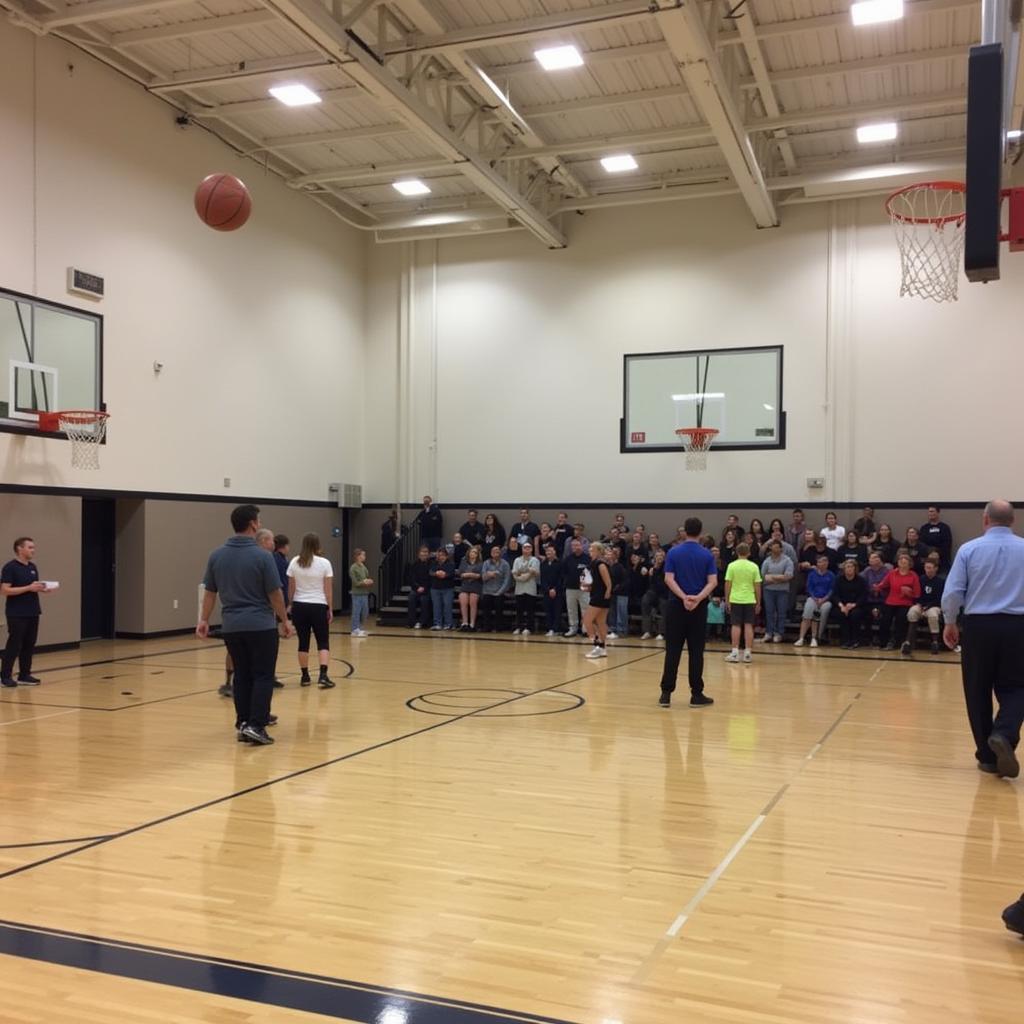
[1008,129,1023,140]
[392,179,432,196]
[534,45,584,71]
[850,0,904,26]
[268,83,322,107]
[600,153,638,173]
[856,121,898,143]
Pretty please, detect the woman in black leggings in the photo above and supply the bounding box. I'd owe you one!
[287,532,335,688]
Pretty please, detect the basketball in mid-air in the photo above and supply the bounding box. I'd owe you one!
[194,173,252,231]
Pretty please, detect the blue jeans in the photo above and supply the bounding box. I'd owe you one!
[610,595,629,634]
[351,594,369,632]
[764,589,790,636]
[431,589,454,628]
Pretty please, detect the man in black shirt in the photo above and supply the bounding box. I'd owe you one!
[551,512,572,557]
[919,506,953,568]
[512,508,540,548]
[908,559,945,653]
[416,496,444,551]
[458,509,487,548]
[1,537,51,686]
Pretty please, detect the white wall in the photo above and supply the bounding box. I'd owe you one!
[0,19,366,501]
[364,188,1024,506]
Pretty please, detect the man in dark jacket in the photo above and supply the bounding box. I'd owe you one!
[562,539,592,638]
[459,509,487,548]
[416,496,444,551]
[407,545,432,628]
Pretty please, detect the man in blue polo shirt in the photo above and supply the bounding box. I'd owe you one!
[942,499,1024,779]
[1,536,51,687]
[659,517,718,708]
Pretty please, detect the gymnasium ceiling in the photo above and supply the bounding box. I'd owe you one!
[3,0,1021,246]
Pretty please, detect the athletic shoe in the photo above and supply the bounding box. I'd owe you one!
[606,632,619,640]
[444,625,454,631]
[273,679,284,688]
[954,644,962,653]
[17,675,41,685]
[512,628,521,635]
[724,651,740,663]
[267,714,278,726]
[239,724,274,746]
[988,734,1020,778]
[689,693,714,708]
[742,650,752,663]
[884,642,896,651]
[793,638,805,647]
[930,640,940,654]
[546,630,555,637]
[658,692,671,708]
[218,683,233,697]
[413,623,422,629]
[354,629,369,637]
[641,632,652,640]
[0,677,16,688]
[900,641,912,657]
[850,641,861,649]
[656,634,664,641]
[755,634,768,643]
[522,629,530,637]
[810,638,818,648]
[584,646,607,659]
[1002,894,1024,936]
[773,634,783,643]
[563,630,578,638]
[300,679,311,688]
[318,676,336,690]
[459,623,469,632]
[977,761,999,774]
[430,625,442,631]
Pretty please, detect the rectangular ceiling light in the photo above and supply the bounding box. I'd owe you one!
[392,179,432,196]
[600,153,639,173]
[850,0,904,25]
[268,83,322,107]
[856,121,898,143]
[534,45,584,71]
[1008,129,1023,140]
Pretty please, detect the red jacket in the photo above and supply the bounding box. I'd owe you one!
[879,568,921,607]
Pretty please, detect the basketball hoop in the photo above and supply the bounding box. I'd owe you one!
[57,410,109,470]
[676,427,718,472]
[885,181,966,302]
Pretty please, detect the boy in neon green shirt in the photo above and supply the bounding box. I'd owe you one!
[724,542,762,663]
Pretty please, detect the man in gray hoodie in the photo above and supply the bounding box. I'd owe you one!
[480,545,511,632]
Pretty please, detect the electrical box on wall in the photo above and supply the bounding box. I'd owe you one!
[67,267,104,299]
[329,483,362,508]
[806,477,825,489]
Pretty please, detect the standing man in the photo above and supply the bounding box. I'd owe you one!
[459,509,487,549]
[416,496,444,552]
[513,508,540,548]
[659,517,717,709]
[786,509,806,551]
[552,512,572,557]
[562,538,592,639]
[942,500,1024,778]
[198,505,293,747]
[920,505,953,568]
[1,537,50,687]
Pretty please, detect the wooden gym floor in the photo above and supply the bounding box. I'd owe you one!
[0,627,1020,1024]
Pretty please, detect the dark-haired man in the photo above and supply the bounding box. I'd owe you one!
[786,509,806,551]
[1,537,51,687]
[459,509,486,549]
[920,506,953,568]
[198,505,293,746]
[416,496,444,551]
[659,517,717,709]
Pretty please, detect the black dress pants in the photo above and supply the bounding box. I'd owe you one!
[961,614,1024,764]
[2,615,39,679]
[407,590,430,626]
[836,607,863,646]
[480,593,504,631]
[222,628,278,730]
[659,598,708,696]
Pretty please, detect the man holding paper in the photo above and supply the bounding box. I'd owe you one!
[1,536,53,687]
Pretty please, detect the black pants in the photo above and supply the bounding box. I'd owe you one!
[292,602,329,652]
[659,599,708,696]
[2,615,39,679]
[961,614,1024,763]
[407,589,430,627]
[836,606,863,646]
[222,628,278,730]
[515,593,536,630]
[880,605,910,645]
[480,593,504,631]
[542,592,562,632]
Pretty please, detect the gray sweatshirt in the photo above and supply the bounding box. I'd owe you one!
[512,555,541,596]
[481,557,511,596]
[760,554,795,592]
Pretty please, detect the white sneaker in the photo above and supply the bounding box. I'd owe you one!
[413,623,422,629]
[641,632,652,640]
[742,650,752,663]
[564,629,578,638]
[512,628,521,635]
[725,651,740,662]
[545,630,555,637]
[772,634,782,643]
[585,646,603,659]
[607,632,619,640]
[793,637,805,647]
[810,637,819,648]
[656,634,664,641]
[755,634,768,643]
[522,629,530,637]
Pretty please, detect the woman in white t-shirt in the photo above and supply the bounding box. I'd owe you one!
[287,533,335,689]
[820,511,846,551]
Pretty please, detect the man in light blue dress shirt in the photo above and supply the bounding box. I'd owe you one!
[942,500,1024,779]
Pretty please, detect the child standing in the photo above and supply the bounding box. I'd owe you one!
[724,542,762,663]
[348,548,373,637]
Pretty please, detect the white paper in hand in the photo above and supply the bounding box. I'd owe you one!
[43,581,60,591]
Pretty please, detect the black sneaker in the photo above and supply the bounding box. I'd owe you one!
[988,734,1020,778]
[1,677,16,688]
[884,642,896,651]
[17,674,41,685]
[240,724,274,745]
[218,683,233,698]
[1002,894,1024,936]
[318,676,336,689]
[658,692,671,708]
[267,714,278,726]
[300,675,312,687]
[690,693,714,708]
[930,640,940,655]
[273,679,284,688]
[900,641,912,657]
[977,761,999,774]
[850,641,861,649]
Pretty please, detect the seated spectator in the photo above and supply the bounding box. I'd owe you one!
[908,559,945,654]
[795,556,835,648]
[407,545,432,629]
[459,509,486,549]
[720,528,740,569]
[749,518,767,550]
[706,546,726,640]
[836,529,867,568]
[626,531,648,564]
[878,553,921,654]
[640,549,668,639]
[852,506,877,548]
[700,533,716,550]
[536,521,556,556]
[919,505,953,568]
[606,547,630,639]
[832,559,868,649]
[820,511,845,550]
[902,527,931,572]
[721,514,741,542]
[511,542,540,636]
[767,517,786,538]
[480,546,511,632]
[456,545,484,632]
[870,523,899,566]
[765,525,797,562]
[760,539,794,643]
[562,539,591,637]
[482,513,506,553]
[449,532,469,567]
[802,532,840,576]
[742,531,761,563]
[429,548,457,630]
[539,544,564,637]
[503,535,520,567]
[860,551,890,645]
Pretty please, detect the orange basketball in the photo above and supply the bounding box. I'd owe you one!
[194,173,252,231]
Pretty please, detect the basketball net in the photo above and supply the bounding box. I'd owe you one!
[886,182,966,302]
[676,427,718,472]
[58,411,109,470]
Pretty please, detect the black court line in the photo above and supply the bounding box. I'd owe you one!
[0,834,117,851]
[1,687,222,713]
[35,644,216,677]
[0,652,660,882]
[0,919,580,1024]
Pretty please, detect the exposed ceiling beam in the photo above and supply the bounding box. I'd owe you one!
[748,90,967,132]
[262,0,567,247]
[500,125,716,160]
[653,1,776,227]
[289,158,455,187]
[111,10,279,45]
[516,85,692,118]
[148,52,333,92]
[246,123,411,153]
[484,41,670,79]
[37,0,195,29]
[189,86,362,119]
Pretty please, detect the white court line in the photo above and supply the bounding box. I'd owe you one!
[0,707,82,728]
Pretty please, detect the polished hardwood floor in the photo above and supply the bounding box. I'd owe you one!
[0,626,1020,1024]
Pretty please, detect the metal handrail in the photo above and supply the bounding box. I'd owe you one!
[377,516,421,612]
